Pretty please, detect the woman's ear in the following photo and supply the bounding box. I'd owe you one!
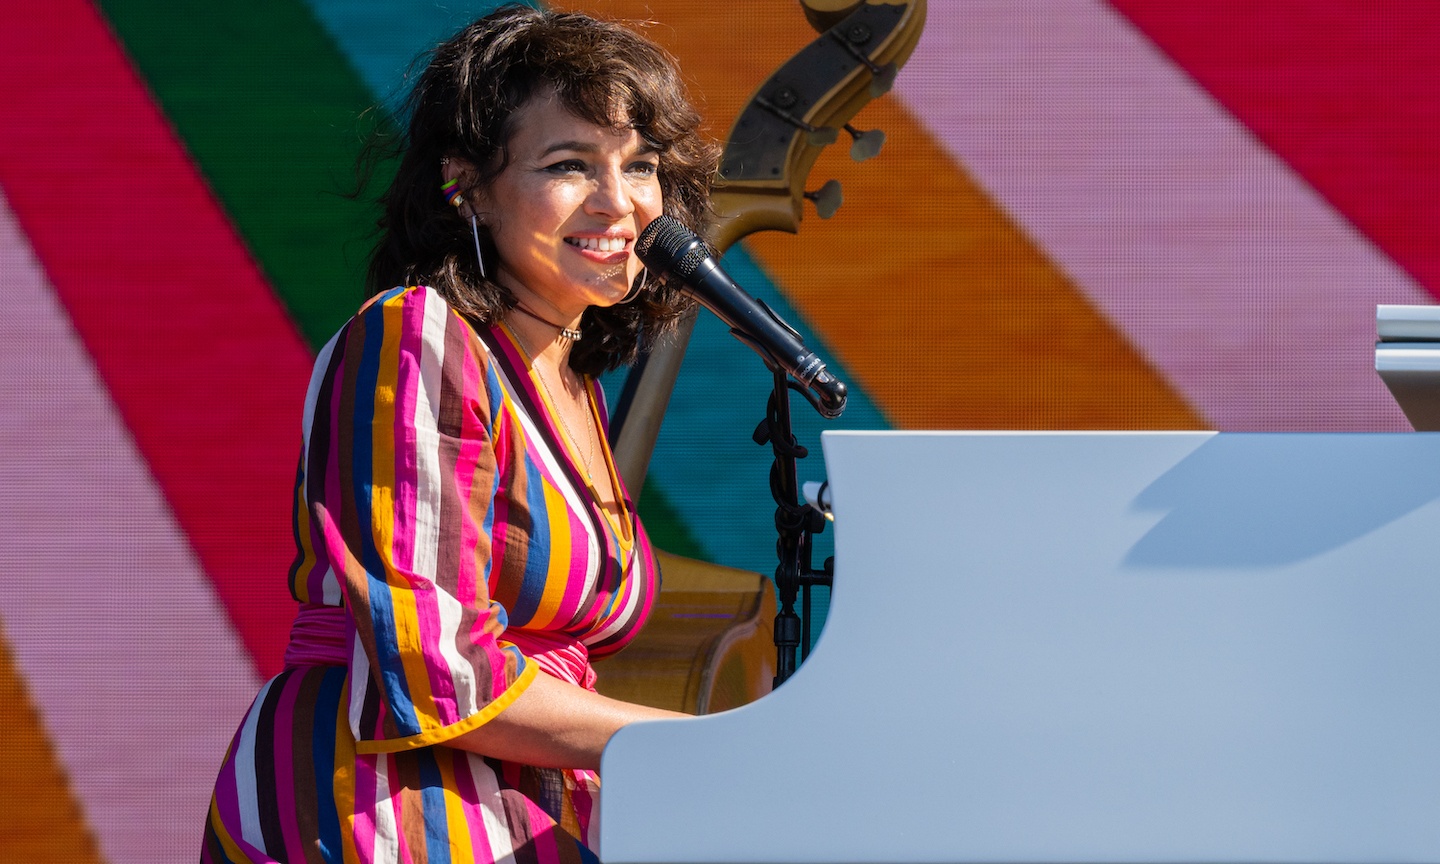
[440,154,472,186]
[440,155,487,219]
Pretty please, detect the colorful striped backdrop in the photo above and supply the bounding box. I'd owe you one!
[2,1,1436,860]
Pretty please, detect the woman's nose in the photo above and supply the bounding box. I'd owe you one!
[585,166,635,218]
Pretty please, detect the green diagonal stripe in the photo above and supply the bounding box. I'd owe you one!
[95,0,390,347]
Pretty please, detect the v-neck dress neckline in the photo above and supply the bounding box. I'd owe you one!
[493,321,635,550]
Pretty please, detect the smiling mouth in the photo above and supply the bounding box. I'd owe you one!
[565,236,629,253]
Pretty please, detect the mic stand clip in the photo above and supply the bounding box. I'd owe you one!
[753,365,835,688]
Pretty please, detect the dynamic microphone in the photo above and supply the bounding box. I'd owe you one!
[635,215,847,418]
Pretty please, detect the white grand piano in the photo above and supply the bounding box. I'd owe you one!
[600,429,1440,863]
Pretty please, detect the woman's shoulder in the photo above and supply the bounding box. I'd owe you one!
[309,287,505,427]
[355,284,462,321]
[312,286,499,380]
[343,285,497,345]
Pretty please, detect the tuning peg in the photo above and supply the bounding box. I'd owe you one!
[805,180,843,219]
[844,124,885,161]
[806,126,839,147]
[869,62,898,97]
[829,30,900,97]
[756,94,843,151]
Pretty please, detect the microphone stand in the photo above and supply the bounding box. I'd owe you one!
[753,365,834,688]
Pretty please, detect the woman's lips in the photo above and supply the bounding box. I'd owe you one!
[565,235,630,264]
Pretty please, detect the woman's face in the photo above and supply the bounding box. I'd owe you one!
[473,91,663,319]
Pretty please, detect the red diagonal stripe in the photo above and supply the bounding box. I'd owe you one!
[1110,0,1440,300]
[0,0,311,676]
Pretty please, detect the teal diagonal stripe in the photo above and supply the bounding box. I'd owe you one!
[302,1,535,106]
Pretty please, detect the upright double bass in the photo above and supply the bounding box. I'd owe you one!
[591,0,927,714]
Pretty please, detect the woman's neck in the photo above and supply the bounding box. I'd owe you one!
[505,306,578,375]
[500,279,585,371]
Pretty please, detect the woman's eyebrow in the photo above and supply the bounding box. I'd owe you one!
[539,140,597,158]
[537,140,660,158]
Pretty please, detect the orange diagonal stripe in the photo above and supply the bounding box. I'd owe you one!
[562,0,1203,430]
[0,632,105,864]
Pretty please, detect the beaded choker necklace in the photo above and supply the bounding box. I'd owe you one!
[512,303,581,342]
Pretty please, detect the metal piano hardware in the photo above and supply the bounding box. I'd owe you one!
[1376,304,1440,430]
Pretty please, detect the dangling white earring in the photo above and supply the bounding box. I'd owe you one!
[443,173,487,281]
[470,213,487,280]
[620,268,648,304]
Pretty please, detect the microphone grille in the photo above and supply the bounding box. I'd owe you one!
[674,245,708,279]
[635,215,706,275]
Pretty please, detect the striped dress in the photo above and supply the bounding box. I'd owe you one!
[202,285,660,864]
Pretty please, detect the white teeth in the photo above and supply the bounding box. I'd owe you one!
[566,236,626,253]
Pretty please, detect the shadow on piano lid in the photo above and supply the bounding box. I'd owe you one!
[1125,432,1440,568]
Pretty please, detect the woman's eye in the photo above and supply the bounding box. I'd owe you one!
[546,159,587,174]
[629,161,659,177]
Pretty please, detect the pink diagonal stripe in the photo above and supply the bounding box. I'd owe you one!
[897,0,1429,430]
[0,189,261,863]
[0,0,313,673]
[1112,0,1440,300]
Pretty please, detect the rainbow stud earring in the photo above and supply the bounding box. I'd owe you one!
[441,177,465,208]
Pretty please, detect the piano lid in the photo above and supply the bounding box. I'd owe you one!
[601,431,1440,864]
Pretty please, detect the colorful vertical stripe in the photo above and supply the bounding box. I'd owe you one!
[207,285,644,860]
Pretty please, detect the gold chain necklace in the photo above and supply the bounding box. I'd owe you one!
[541,372,595,479]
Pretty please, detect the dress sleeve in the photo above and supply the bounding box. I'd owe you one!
[290,285,534,753]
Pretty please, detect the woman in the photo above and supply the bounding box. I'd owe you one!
[202,7,716,862]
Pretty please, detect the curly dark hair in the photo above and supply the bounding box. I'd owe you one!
[365,4,717,376]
